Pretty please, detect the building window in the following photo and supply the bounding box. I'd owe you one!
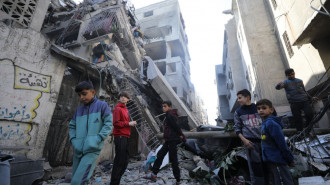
[167,63,176,73]
[144,10,153,17]
[282,31,294,58]
[155,61,166,75]
[271,0,277,9]
[172,87,177,93]
[0,0,38,27]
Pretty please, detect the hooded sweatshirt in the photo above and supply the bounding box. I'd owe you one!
[261,116,294,165]
[112,103,131,138]
[163,109,185,141]
[234,103,263,140]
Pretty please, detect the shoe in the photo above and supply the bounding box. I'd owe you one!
[176,182,181,185]
[143,173,157,182]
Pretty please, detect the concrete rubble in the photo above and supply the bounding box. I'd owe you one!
[40,146,202,185]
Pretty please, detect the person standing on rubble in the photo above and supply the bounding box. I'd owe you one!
[275,68,318,131]
[257,99,295,185]
[144,101,186,185]
[110,92,137,185]
[69,81,113,185]
[233,89,265,185]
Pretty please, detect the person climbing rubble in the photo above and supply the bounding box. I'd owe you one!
[144,101,186,185]
[275,68,318,131]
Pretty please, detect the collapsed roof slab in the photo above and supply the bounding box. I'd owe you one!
[145,56,198,128]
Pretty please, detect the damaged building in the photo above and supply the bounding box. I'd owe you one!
[215,0,329,127]
[215,0,330,183]
[0,0,202,183]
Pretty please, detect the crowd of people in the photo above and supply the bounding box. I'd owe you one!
[67,68,316,185]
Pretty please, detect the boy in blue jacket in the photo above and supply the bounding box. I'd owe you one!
[69,81,113,185]
[256,99,294,185]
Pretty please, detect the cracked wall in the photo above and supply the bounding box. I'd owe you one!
[0,22,66,160]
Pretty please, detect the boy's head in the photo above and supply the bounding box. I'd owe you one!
[162,101,172,113]
[256,99,274,119]
[119,92,130,105]
[285,68,295,80]
[75,81,95,104]
[237,89,251,106]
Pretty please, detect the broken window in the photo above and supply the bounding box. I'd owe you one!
[167,62,176,73]
[91,40,113,63]
[82,7,119,40]
[0,0,38,27]
[155,61,166,75]
[283,31,294,58]
[144,25,172,39]
[144,10,153,17]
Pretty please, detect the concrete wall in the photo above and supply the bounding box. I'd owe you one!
[233,0,288,109]
[0,23,66,160]
[267,0,327,90]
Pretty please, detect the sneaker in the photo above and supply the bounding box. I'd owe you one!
[143,173,157,182]
[176,182,181,185]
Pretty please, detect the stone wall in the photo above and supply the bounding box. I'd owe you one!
[0,22,66,160]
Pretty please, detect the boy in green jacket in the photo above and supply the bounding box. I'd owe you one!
[69,81,113,185]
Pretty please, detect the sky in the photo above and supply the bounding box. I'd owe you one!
[73,0,231,125]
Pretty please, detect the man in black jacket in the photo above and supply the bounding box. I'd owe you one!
[144,101,186,185]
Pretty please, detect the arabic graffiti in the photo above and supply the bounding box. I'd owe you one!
[30,92,42,121]
[14,66,51,93]
[0,123,31,145]
[0,105,31,121]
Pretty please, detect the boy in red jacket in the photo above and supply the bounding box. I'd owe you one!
[110,92,137,185]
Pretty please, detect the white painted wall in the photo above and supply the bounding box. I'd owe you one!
[0,23,66,159]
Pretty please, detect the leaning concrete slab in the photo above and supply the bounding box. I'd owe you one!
[145,56,198,128]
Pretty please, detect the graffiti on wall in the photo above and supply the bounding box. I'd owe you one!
[0,122,31,145]
[14,66,51,93]
[0,105,31,121]
[0,58,51,146]
[0,58,50,122]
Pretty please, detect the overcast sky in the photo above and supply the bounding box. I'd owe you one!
[74,0,231,125]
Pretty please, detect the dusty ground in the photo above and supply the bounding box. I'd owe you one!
[41,160,200,185]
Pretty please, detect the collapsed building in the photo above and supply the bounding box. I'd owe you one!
[0,0,204,182]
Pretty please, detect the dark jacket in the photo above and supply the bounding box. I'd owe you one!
[163,109,185,142]
[261,116,294,165]
[112,103,131,138]
[275,78,309,103]
[234,103,263,140]
[69,97,113,154]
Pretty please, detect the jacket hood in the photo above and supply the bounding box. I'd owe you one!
[266,116,283,128]
[115,103,126,108]
[168,109,178,119]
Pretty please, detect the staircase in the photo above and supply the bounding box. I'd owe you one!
[117,77,161,151]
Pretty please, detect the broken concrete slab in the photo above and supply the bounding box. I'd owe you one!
[298,176,329,185]
[145,57,198,128]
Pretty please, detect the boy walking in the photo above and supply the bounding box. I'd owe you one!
[69,81,113,185]
[233,89,265,185]
[275,68,317,131]
[144,101,186,185]
[256,99,295,185]
[110,92,137,185]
